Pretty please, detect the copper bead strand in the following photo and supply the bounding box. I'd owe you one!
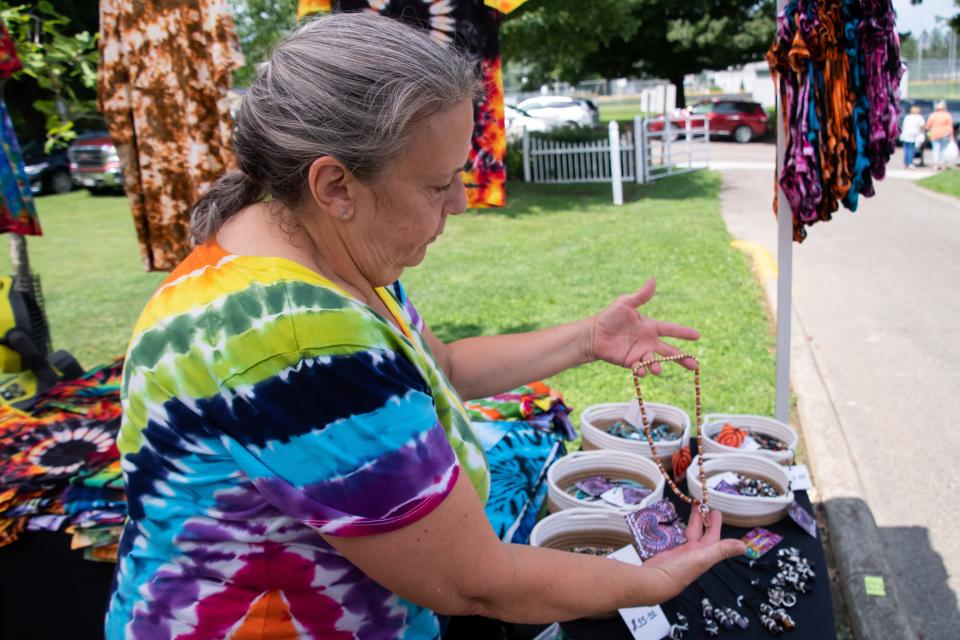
[631,354,710,521]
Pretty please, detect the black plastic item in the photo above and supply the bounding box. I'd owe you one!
[51,349,85,381]
[0,530,115,639]
[10,274,52,358]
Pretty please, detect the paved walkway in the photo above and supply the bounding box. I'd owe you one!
[713,141,960,639]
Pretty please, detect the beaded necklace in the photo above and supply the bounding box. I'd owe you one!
[631,354,711,526]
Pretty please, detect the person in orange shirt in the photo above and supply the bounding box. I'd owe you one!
[925,101,955,170]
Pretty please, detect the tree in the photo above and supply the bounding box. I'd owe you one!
[503,0,775,108]
[500,0,639,90]
[228,0,298,88]
[1,1,98,149]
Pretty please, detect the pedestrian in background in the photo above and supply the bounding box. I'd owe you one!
[900,105,926,169]
[925,100,954,171]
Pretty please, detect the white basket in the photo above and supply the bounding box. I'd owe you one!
[701,413,798,464]
[546,450,665,514]
[529,508,634,550]
[687,454,794,528]
[529,508,634,619]
[580,402,690,469]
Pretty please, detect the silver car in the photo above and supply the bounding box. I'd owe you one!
[516,96,600,128]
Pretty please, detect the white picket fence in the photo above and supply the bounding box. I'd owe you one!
[521,115,710,205]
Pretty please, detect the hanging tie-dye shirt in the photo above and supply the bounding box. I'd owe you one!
[106,242,489,639]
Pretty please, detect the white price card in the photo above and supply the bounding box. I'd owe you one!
[623,399,655,430]
[740,435,762,451]
[786,464,813,491]
[608,545,672,640]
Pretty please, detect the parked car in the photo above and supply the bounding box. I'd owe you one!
[504,104,554,139]
[516,96,599,128]
[67,131,123,193]
[21,140,72,195]
[648,99,770,143]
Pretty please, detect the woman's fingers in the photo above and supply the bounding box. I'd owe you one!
[702,510,724,545]
[653,342,698,371]
[686,507,705,543]
[621,277,656,308]
[655,320,700,342]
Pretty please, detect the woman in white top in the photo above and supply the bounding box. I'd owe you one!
[900,105,926,169]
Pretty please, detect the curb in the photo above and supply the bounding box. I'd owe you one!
[906,178,960,209]
[743,246,917,640]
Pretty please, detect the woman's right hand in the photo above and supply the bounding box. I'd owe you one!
[639,508,747,603]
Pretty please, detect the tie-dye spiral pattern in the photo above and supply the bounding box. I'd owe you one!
[106,242,489,639]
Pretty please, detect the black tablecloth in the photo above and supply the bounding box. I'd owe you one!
[549,486,837,640]
[0,530,116,639]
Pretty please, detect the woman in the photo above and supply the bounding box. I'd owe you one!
[900,105,926,169]
[925,100,954,171]
[106,14,744,639]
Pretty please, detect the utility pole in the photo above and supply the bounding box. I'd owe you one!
[918,30,928,81]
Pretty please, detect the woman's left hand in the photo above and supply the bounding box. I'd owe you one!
[588,277,699,375]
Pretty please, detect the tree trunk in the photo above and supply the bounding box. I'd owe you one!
[670,74,686,109]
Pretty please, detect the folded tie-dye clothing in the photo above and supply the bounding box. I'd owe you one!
[106,242,489,639]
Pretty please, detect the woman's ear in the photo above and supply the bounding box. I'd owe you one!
[306,156,354,220]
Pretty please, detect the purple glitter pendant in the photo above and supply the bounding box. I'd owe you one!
[624,499,687,560]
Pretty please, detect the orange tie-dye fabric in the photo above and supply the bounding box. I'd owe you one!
[97,0,244,272]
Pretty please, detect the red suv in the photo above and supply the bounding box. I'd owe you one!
[67,131,124,193]
[649,99,770,143]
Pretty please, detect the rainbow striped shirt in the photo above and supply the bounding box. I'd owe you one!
[106,243,489,639]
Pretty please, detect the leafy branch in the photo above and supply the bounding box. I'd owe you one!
[1,1,98,150]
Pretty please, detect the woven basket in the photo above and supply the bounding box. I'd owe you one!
[580,402,690,470]
[686,454,794,528]
[701,413,798,464]
[530,508,635,551]
[546,450,665,513]
[530,509,635,619]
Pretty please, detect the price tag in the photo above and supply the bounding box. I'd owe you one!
[608,545,672,640]
[786,464,813,491]
[740,435,762,451]
[623,400,655,430]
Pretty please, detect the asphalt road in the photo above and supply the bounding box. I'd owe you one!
[713,140,960,639]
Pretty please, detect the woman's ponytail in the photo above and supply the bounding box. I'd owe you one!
[189,171,263,244]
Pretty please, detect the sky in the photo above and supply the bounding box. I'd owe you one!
[893,0,955,35]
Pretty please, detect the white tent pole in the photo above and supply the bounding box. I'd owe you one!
[774,0,793,424]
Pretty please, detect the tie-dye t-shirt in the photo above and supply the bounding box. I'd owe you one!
[106,242,489,639]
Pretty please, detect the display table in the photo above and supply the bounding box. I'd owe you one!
[543,485,837,639]
[0,469,836,640]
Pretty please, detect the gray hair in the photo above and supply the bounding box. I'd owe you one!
[190,12,481,244]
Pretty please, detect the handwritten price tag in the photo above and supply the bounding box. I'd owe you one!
[608,545,672,640]
[786,464,813,491]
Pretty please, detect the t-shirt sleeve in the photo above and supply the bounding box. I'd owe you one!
[211,346,459,536]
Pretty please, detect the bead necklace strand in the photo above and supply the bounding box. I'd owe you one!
[631,354,710,524]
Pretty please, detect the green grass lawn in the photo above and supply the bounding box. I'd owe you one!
[0,191,166,368]
[917,167,960,198]
[404,172,776,423]
[599,102,654,124]
[7,173,775,426]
